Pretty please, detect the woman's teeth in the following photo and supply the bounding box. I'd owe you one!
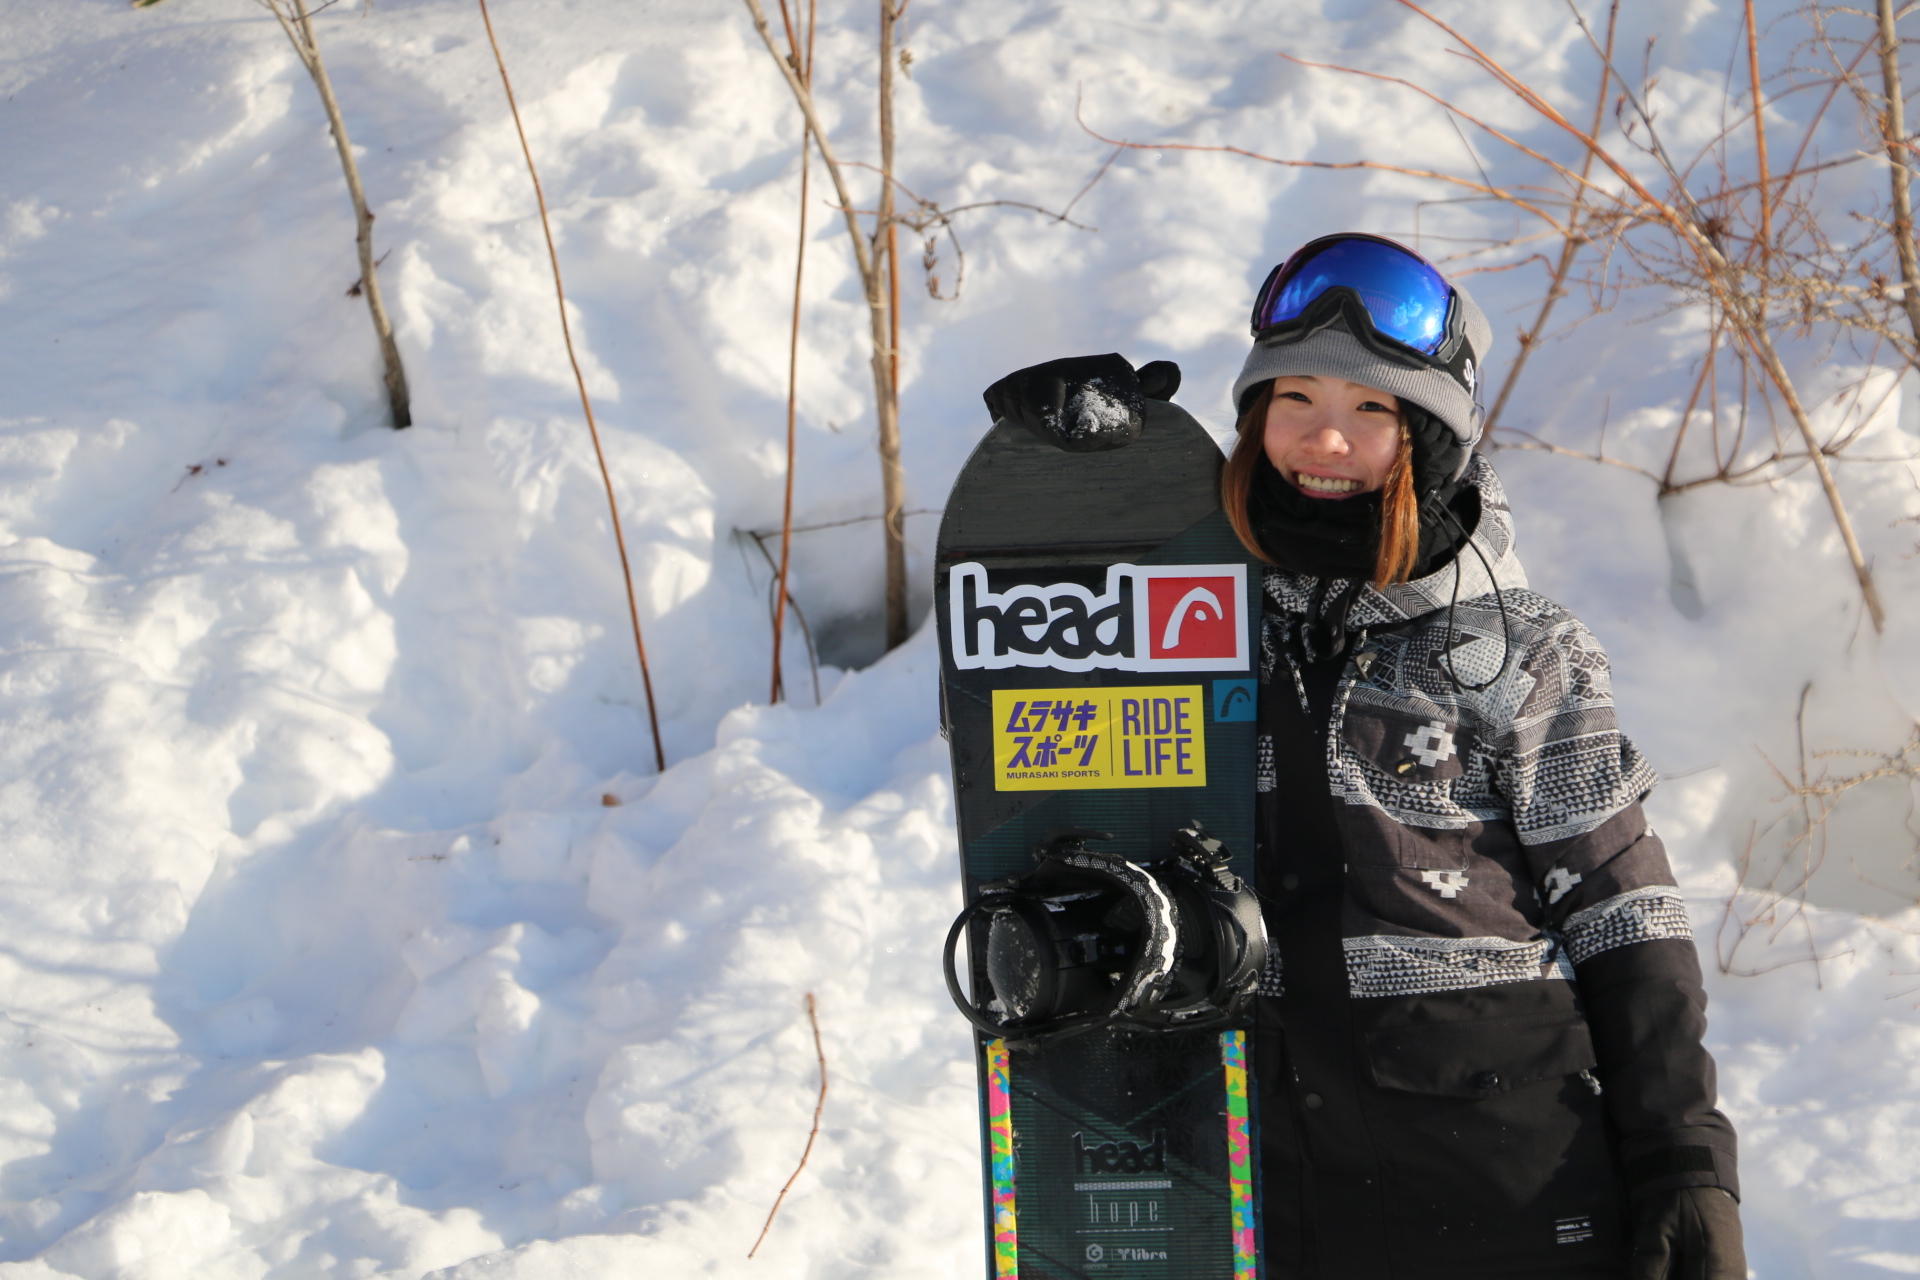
[1295,473,1361,495]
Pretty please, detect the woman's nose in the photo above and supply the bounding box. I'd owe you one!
[1299,424,1350,456]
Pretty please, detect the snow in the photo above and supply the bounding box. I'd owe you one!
[0,0,1917,1275]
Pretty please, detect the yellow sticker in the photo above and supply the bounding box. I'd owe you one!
[991,686,1207,791]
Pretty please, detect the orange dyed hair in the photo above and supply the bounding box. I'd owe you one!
[1221,381,1420,589]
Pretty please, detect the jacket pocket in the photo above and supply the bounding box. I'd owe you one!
[1342,703,1475,783]
[1365,1011,1597,1099]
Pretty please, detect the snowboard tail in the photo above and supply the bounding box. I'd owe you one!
[983,1030,1256,1280]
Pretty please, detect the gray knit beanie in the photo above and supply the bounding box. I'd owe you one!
[1230,277,1492,454]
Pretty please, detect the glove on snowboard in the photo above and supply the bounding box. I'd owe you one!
[1629,1187,1746,1280]
[982,354,1181,452]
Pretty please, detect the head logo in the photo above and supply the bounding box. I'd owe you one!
[949,563,1248,673]
[1147,576,1238,661]
[1071,1129,1167,1176]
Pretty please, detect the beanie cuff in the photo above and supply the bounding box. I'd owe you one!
[1232,327,1481,450]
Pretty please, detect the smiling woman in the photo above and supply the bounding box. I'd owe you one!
[974,231,1746,1280]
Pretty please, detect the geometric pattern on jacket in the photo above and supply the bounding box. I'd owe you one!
[1259,458,1692,1000]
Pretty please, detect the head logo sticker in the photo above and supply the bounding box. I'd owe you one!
[948,563,1248,673]
[1147,576,1238,661]
[1213,678,1257,722]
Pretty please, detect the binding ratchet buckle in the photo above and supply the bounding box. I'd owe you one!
[942,822,1268,1049]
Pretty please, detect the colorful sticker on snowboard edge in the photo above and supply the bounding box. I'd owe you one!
[990,686,1207,791]
[987,1039,1018,1278]
[1223,1030,1257,1280]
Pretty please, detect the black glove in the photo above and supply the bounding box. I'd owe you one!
[982,354,1181,453]
[1629,1188,1746,1280]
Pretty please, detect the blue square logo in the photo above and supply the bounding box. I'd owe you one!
[1212,679,1257,723]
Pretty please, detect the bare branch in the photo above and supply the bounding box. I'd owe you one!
[478,0,667,769]
[748,993,829,1258]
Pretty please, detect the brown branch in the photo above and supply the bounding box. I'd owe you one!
[771,0,816,705]
[1073,93,1573,234]
[748,993,829,1258]
[1661,324,1722,489]
[1278,50,1604,225]
[1389,0,1887,631]
[1061,145,1124,224]
[477,0,667,771]
[1483,0,1620,437]
[877,0,906,649]
[1747,0,1773,311]
[1487,427,1663,483]
[256,0,411,428]
[1878,0,1920,343]
[1737,322,1888,629]
[838,163,1103,233]
[751,507,941,537]
[743,529,822,706]
[742,0,909,653]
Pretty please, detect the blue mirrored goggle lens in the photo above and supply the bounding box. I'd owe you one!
[1256,239,1452,355]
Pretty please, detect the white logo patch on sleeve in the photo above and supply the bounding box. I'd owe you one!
[1402,719,1458,768]
[1420,869,1470,898]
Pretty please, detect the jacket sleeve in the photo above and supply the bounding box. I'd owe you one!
[1489,614,1741,1201]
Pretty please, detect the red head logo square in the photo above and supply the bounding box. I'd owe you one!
[1146,575,1237,660]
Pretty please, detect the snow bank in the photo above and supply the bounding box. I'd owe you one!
[0,0,1916,1275]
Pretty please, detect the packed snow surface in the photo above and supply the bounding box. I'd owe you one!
[1,0,1919,1275]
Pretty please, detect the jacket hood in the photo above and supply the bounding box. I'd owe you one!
[1263,454,1526,629]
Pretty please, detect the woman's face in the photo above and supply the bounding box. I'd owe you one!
[1261,376,1402,498]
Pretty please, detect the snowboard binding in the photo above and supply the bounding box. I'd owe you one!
[942,822,1268,1049]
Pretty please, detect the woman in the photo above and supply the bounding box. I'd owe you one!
[986,234,1745,1280]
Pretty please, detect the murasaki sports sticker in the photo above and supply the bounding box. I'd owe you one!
[949,563,1249,673]
[991,687,1207,791]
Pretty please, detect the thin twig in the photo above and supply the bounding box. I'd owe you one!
[1661,326,1722,490]
[742,529,823,705]
[878,0,907,648]
[1074,90,1571,234]
[1060,144,1125,224]
[751,506,941,537]
[1878,0,1920,343]
[887,0,910,652]
[771,0,816,705]
[748,993,829,1258]
[1746,0,1773,311]
[1483,0,1620,436]
[254,0,411,428]
[834,166,1102,232]
[1390,0,1889,631]
[477,0,667,771]
[1489,427,1664,482]
[742,0,910,653]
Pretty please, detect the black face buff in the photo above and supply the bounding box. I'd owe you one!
[942,824,1268,1049]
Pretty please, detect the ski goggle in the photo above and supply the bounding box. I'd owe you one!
[1250,233,1456,357]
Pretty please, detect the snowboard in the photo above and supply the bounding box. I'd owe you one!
[936,396,1263,1280]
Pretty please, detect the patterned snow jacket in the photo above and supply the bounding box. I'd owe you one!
[1251,457,1738,1278]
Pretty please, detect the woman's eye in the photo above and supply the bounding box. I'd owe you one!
[1358,401,1395,413]
[1279,391,1312,404]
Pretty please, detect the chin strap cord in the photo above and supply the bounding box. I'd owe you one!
[1436,503,1512,695]
[1298,576,1368,665]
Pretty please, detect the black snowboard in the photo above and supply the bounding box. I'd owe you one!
[936,397,1262,1280]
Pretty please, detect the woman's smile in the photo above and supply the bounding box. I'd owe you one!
[1292,472,1366,496]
